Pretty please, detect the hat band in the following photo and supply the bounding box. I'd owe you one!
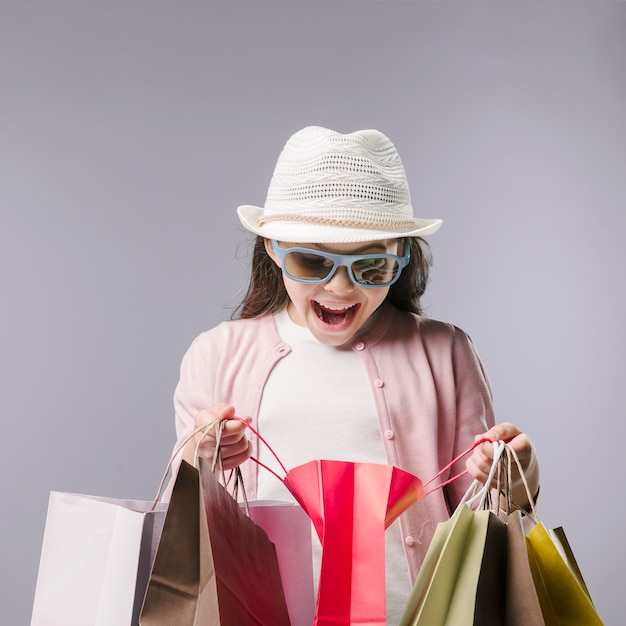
[257,213,416,230]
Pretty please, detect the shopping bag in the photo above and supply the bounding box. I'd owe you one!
[284,460,424,626]
[497,443,603,625]
[399,441,509,626]
[525,521,603,625]
[140,458,291,625]
[398,502,506,625]
[30,492,167,626]
[504,510,545,626]
[247,501,315,626]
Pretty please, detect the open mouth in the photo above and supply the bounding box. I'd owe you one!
[313,301,359,326]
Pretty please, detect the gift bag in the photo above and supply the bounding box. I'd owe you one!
[526,521,603,625]
[31,492,167,626]
[140,458,291,625]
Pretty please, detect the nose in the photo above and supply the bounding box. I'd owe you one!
[323,266,355,293]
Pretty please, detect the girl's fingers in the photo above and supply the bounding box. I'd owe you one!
[219,415,252,443]
[221,440,253,470]
[194,412,252,461]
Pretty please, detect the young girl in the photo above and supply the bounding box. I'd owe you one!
[173,126,540,621]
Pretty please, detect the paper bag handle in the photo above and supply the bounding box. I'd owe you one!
[150,419,249,510]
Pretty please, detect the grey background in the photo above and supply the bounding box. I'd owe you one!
[2,1,624,624]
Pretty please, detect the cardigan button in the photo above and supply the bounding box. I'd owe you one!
[354,341,365,351]
[405,536,416,547]
[374,378,384,388]
[384,429,394,440]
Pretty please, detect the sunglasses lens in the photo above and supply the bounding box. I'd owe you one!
[280,244,404,287]
[284,250,335,281]
[351,257,401,286]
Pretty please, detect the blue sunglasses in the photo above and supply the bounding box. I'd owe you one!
[271,239,410,288]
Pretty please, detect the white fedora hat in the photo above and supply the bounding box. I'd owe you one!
[237,126,442,243]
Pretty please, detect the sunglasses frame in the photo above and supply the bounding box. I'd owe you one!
[271,239,410,288]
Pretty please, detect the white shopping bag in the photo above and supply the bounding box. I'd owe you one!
[31,491,167,626]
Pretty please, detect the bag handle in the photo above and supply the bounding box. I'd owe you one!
[422,436,493,496]
[150,419,251,511]
[460,440,507,511]
[445,440,539,520]
[228,416,289,481]
[229,417,500,497]
[501,442,539,521]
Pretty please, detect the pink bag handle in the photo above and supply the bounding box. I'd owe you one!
[229,416,289,482]
[422,436,493,496]
[230,416,495,497]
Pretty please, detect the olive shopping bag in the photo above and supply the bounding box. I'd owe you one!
[399,441,509,626]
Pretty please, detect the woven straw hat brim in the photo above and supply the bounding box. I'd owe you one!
[237,204,443,243]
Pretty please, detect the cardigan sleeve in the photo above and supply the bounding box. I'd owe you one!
[173,331,219,444]
[444,326,496,509]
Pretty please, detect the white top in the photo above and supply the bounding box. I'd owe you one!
[256,308,412,622]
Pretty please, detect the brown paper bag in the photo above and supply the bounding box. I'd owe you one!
[140,459,290,625]
[505,510,545,626]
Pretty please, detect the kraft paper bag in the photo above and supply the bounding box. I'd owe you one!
[140,459,291,625]
[505,510,545,626]
[31,492,167,626]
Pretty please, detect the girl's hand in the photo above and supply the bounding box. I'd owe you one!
[183,403,253,470]
[466,422,540,511]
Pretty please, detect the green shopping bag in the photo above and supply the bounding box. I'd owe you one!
[399,503,506,625]
[399,442,508,625]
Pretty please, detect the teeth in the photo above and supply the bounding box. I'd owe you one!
[318,302,354,311]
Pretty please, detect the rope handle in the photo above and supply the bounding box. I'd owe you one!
[446,441,539,520]
[461,440,507,511]
[422,436,493,496]
[501,443,539,521]
[228,416,289,482]
[150,418,248,511]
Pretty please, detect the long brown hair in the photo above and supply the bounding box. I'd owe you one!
[233,236,432,319]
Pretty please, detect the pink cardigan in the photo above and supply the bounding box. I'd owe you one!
[172,302,495,580]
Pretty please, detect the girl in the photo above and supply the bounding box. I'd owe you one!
[173,126,540,621]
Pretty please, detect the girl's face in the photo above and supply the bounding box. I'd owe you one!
[265,238,401,348]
